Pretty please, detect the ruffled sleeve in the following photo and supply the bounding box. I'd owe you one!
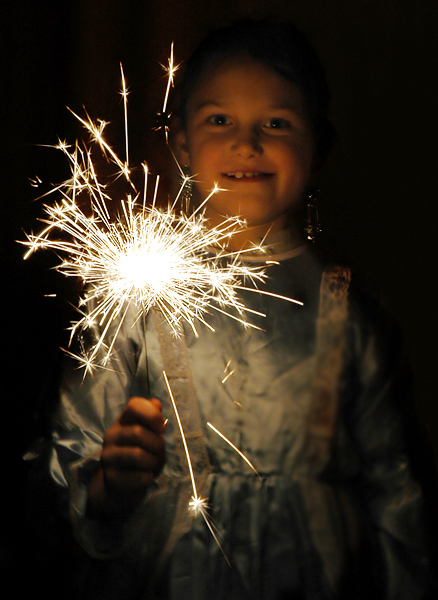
[29,307,169,561]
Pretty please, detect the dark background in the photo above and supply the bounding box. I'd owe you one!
[1,0,437,595]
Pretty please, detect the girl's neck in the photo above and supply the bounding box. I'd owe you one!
[205,211,305,254]
[210,217,306,255]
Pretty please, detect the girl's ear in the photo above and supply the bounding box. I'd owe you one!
[173,121,190,168]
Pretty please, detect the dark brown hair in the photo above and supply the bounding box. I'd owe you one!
[174,19,335,163]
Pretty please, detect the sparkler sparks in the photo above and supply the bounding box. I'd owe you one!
[163,371,203,508]
[163,371,230,564]
[207,422,261,480]
[163,371,229,563]
[160,41,181,115]
[21,63,270,368]
[164,366,260,563]
[22,56,302,370]
[21,163,269,369]
[119,63,130,168]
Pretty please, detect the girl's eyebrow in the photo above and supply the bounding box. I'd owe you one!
[194,101,301,113]
[194,100,226,112]
[268,103,301,112]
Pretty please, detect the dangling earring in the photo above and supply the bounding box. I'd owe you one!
[304,187,321,243]
[180,169,193,213]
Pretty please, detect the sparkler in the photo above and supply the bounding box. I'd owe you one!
[21,57,268,370]
[22,167,270,369]
[22,135,300,372]
[22,48,302,371]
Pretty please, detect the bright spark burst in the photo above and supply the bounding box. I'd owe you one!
[20,65,271,368]
[21,57,302,370]
[21,159,269,369]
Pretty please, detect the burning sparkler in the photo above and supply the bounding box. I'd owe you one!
[21,58,267,368]
[22,164,270,369]
[22,46,302,371]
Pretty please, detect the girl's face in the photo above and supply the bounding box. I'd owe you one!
[178,59,315,245]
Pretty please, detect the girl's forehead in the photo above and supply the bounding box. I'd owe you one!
[187,59,306,112]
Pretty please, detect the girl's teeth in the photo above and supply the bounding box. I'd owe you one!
[228,172,260,178]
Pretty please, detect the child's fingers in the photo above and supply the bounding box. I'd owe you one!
[119,396,166,433]
[102,444,165,474]
[149,398,163,412]
[106,469,156,493]
[107,423,166,456]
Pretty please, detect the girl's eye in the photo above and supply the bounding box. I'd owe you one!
[264,118,291,130]
[208,114,230,126]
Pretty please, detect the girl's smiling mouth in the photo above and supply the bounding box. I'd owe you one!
[224,172,274,179]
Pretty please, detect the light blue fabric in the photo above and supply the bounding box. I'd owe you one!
[40,248,432,599]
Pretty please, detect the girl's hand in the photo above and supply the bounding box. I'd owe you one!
[88,397,166,514]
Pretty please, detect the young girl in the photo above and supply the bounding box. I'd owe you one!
[35,19,433,600]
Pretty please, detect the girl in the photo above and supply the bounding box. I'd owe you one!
[36,19,433,600]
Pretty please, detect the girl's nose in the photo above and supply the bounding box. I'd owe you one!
[231,128,262,158]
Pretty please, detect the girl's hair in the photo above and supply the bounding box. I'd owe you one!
[174,19,335,163]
